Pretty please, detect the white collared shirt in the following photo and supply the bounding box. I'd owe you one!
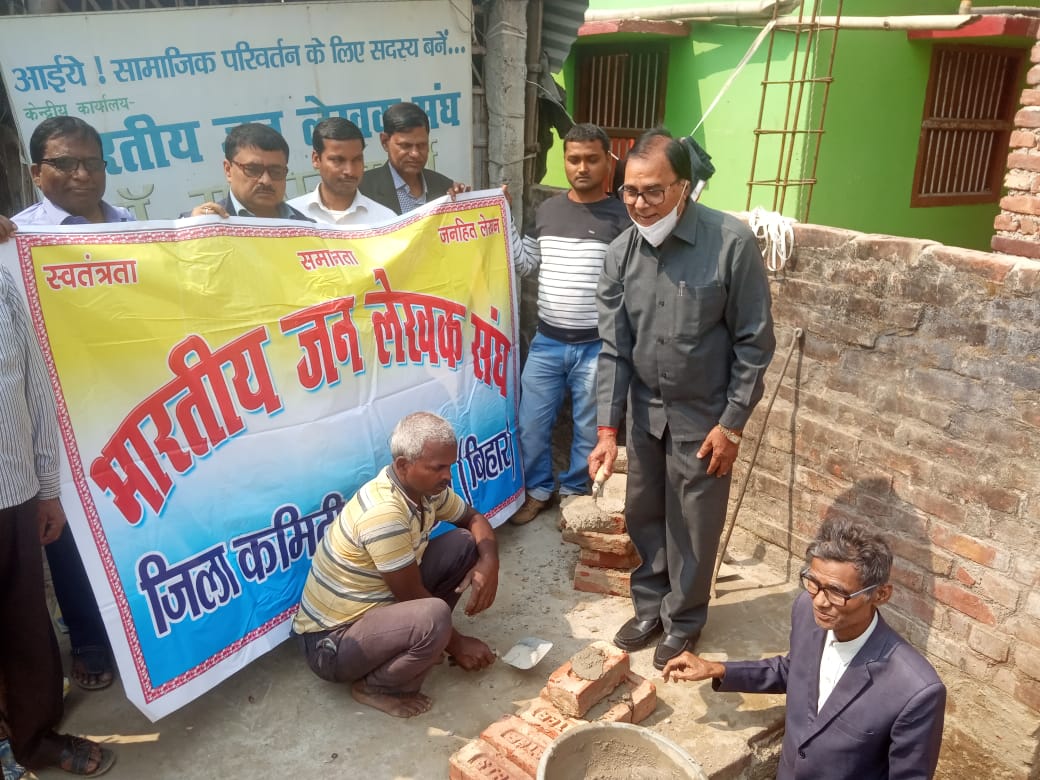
[287,185,396,226]
[818,610,879,711]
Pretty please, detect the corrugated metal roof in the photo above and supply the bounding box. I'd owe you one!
[542,0,590,73]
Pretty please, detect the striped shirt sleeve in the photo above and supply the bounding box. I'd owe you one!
[0,266,61,506]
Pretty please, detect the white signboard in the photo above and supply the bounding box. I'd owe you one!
[0,0,472,220]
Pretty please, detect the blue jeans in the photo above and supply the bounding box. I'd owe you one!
[518,333,599,501]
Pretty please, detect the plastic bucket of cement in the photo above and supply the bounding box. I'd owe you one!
[537,721,708,780]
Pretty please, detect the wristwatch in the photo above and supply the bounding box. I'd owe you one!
[717,424,742,445]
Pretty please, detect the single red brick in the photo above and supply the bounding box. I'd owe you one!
[968,625,1010,663]
[589,670,657,724]
[1015,107,1040,128]
[480,716,553,776]
[1010,128,1038,146]
[928,525,1005,568]
[932,581,996,625]
[1016,644,1040,681]
[1000,194,1040,216]
[573,563,632,597]
[597,700,634,723]
[626,671,658,724]
[562,528,637,556]
[1015,676,1040,712]
[994,213,1020,232]
[992,235,1040,260]
[1007,151,1040,173]
[1005,170,1038,191]
[449,739,531,780]
[953,566,976,587]
[560,502,628,535]
[517,698,582,741]
[579,547,641,570]
[545,642,630,717]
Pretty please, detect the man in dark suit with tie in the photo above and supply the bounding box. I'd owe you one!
[663,516,946,780]
[188,123,310,221]
[359,102,468,215]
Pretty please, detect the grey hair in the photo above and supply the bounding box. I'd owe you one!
[390,412,456,462]
[805,516,893,589]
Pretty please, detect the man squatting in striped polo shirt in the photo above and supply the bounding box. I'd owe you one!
[507,123,631,526]
[292,412,499,718]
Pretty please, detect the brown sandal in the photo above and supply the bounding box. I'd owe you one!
[48,735,116,777]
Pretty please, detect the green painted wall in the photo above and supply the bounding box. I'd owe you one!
[544,0,1024,251]
[810,0,1017,251]
[542,11,800,215]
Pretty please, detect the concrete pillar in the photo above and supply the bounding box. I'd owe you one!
[485,0,529,228]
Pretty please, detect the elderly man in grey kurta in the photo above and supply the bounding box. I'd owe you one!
[588,128,775,671]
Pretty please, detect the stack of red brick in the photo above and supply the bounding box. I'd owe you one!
[448,642,657,780]
[560,452,640,598]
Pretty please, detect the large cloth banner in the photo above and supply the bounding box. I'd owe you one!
[0,0,472,220]
[3,191,521,721]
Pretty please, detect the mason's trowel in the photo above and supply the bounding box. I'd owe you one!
[500,636,553,670]
[591,464,610,503]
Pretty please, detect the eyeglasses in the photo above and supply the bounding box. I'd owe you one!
[230,159,289,181]
[40,156,107,174]
[799,569,880,607]
[617,180,681,206]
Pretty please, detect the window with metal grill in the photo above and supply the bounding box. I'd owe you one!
[575,42,669,189]
[911,44,1024,207]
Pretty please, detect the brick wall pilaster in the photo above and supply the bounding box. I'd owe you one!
[993,35,1040,259]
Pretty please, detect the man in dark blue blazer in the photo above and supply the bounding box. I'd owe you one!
[187,123,311,222]
[664,517,946,780]
[359,102,468,215]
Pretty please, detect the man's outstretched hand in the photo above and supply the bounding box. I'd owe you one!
[662,651,726,683]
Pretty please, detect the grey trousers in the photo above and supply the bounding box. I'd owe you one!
[624,422,732,638]
[301,528,477,694]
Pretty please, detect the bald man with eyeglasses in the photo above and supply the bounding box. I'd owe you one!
[187,122,311,221]
[663,517,946,780]
[589,127,775,670]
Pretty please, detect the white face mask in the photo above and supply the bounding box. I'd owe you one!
[633,183,689,247]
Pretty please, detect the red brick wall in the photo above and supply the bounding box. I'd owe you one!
[734,225,1040,778]
[993,37,1040,260]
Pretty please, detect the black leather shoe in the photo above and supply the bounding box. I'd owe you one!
[613,617,663,651]
[653,632,699,671]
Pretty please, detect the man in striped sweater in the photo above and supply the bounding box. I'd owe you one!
[509,124,630,526]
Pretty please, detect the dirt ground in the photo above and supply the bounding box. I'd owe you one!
[35,491,796,780]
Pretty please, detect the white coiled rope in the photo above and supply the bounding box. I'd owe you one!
[748,207,796,273]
